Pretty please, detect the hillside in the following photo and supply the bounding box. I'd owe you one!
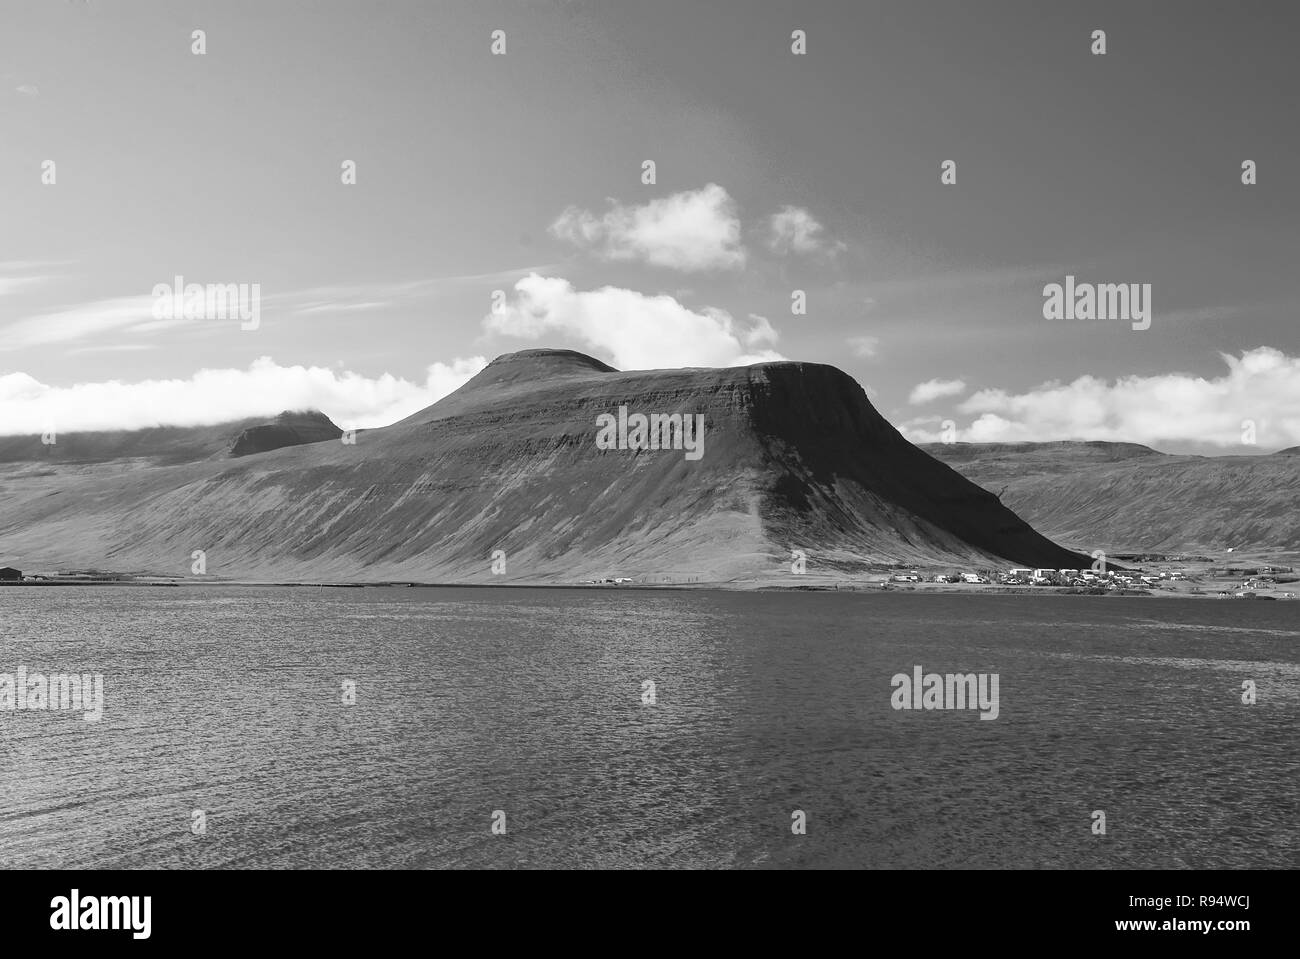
[0,350,1088,582]
[0,410,341,466]
[923,441,1300,554]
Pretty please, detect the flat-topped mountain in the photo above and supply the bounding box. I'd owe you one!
[924,440,1300,553]
[228,410,343,457]
[0,351,1089,582]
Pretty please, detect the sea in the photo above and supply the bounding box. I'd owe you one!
[1,586,1295,868]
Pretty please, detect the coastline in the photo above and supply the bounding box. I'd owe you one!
[1,577,1292,599]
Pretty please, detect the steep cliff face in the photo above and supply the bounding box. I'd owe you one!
[0,350,1087,581]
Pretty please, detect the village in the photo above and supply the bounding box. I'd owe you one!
[885,561,1297,599]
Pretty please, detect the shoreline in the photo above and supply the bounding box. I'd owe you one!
[1,578,1292,599]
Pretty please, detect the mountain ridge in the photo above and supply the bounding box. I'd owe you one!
[1,350,1091,580]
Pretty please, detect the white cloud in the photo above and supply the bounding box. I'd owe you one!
[0,356,488,435]
[909,377,968,405]
[0,295,181,350]
[0,263,58,298]
[744,314,779,349]
[898,348,1300,450]
[551,183,746,272]
[15,84,38,97]
[0,276,52,298]
[767,205,841,255]
[847,335,880,358]
[484,273,785,369]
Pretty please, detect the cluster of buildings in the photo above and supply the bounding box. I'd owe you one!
[888,567,1182,589]
[1001,568,1173,588]
[892,571,989,584]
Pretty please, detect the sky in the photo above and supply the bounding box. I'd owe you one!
[2,0,1298,453]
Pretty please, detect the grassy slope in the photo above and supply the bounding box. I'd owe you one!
[923,441,1300,554]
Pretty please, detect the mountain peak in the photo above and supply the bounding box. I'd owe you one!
[487,348,618,374]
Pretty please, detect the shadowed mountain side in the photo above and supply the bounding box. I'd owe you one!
[923,442,1300,553]
[228,411,343,457]
[0,351,1088,581]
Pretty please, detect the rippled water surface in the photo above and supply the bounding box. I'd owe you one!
[1,586,1296,868]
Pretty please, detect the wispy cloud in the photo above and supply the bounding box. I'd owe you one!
[0,261,64,298]
[276,267,555,316]
[847,335,880,358]
[0,295,182,350]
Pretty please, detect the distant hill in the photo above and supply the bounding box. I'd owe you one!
[0,410,341,466]
[0,350,1087,582]
[923,441,1300,553]
[228,411,343,457]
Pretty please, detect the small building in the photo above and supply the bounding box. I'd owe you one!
[0,567,22,582]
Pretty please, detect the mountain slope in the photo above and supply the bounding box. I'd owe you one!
[923,441,1300,553]
[0,351,1087,581]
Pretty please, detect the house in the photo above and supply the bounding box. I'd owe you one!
[0,567,22,582]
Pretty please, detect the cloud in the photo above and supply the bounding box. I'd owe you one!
[847,335,880,358]
[898,348,1300,450]
[0,261,61,298]
[767,206,842,256]
[550,183,746,272]
[909,378,968,405]
[484,273,784,369]
[0,275,53,298]
[0,356,488,435]
[276,266,555,315]
[15,84,38,97]
[0,295,173,350]
[2,269,557,349]
[744,314,779,349]
[294,301,394,316]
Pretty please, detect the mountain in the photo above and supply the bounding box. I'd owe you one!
[0,410,342,466]
[0,350,1088,582]
[228,411,343,457]
[922,441,1300,554]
